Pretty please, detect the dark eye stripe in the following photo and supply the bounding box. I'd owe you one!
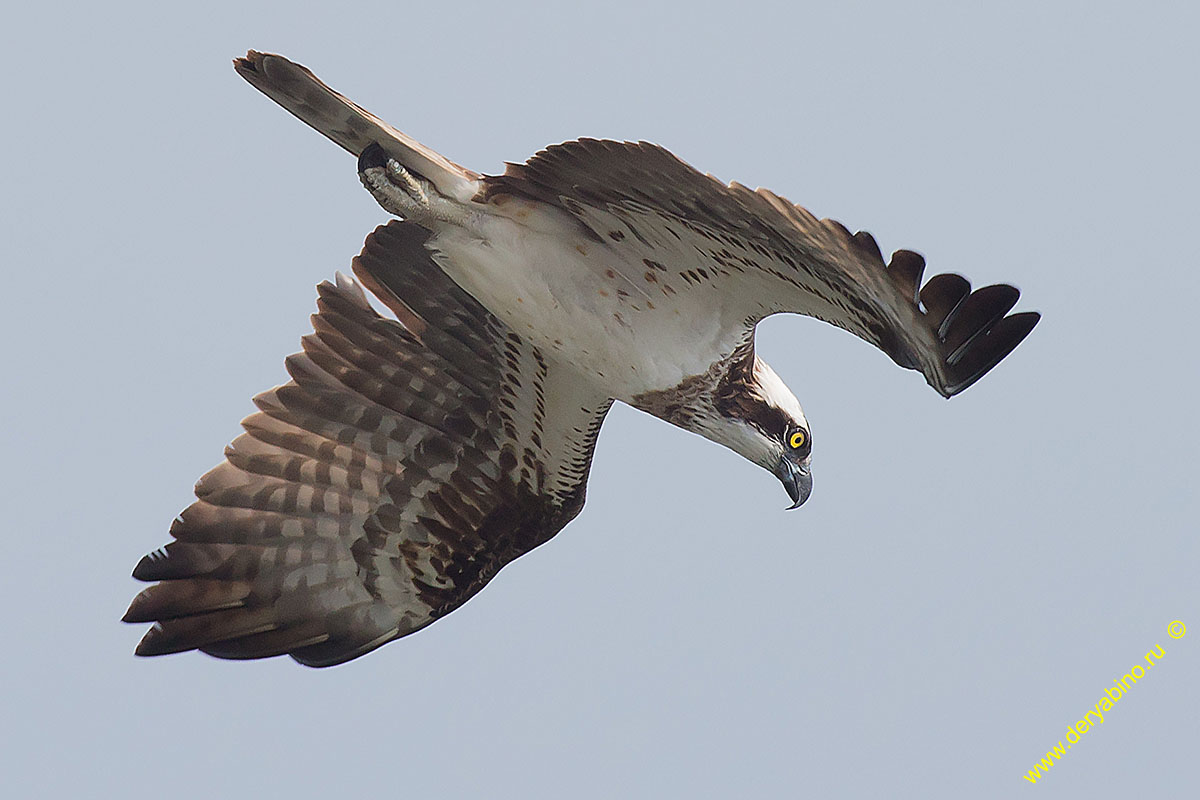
[742,403,791,440]
[713,389,807,449]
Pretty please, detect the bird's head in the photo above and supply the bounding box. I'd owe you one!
[698,358,813,509]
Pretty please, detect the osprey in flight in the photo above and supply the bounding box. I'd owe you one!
[125,52,1039,666]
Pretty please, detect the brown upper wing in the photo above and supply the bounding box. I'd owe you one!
[125,222,611,667]
[483,139,1039,397]
[234,51,480,202]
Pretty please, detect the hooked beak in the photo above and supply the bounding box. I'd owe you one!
[774,457,812,510]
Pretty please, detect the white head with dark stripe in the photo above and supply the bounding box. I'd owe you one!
[689,357,813,508]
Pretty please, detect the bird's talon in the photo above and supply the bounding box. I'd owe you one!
[357,149,432,217]
[386,159,428,205]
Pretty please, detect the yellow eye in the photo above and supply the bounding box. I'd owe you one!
[789,430,806,449]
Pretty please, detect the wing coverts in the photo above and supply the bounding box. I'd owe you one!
[486,138,1039,396]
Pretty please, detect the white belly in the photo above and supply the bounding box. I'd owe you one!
[430,202,746,399]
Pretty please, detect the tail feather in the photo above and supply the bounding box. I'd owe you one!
[233,50,480,202]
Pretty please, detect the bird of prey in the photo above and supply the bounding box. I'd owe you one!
[124,51,1040,667]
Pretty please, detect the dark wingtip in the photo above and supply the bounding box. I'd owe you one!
[133,625,172,657]
[133,624,203,658]
[943,284,1021,364]
[233,50,265,77]
[851,230,884,265]
[887,249,926,305]
[943,311,1040,396]
[131,549,166,581]
[122,592,152,624]
[920,273,972,334]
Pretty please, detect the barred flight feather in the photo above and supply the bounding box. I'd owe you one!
[126,222,611,667]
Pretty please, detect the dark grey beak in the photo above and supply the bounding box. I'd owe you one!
[775,457,812,510]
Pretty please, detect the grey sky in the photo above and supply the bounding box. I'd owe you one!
[1,2,1196,797]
